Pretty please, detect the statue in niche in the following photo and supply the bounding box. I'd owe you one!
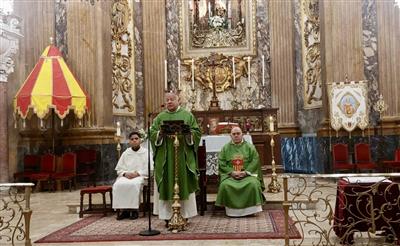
[189,0,246,48]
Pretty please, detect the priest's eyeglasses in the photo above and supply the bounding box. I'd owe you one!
[130,137,140,140]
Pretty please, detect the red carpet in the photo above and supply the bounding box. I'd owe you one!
[35,210,300,243]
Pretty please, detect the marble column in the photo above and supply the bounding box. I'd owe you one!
[0,12,22,182]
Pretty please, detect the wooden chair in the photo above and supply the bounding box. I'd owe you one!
[332,143,354,173]
[354,143,377,172]
[76,149,97,187]
[382,149,400,172]
[196,139,207,215]
[52,152,77,191]
[13,154,41,181]
[79,185,113,218]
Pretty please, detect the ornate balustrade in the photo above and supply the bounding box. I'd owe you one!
[0,183,34,246]
[282,173,400,246]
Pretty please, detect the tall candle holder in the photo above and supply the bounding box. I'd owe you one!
[115,136,122,159]
[246,85,252,109]
[373,94,388,161]
[267,116,281,193]
[231,86,241,110]
[190,87,196,111]
[116,121,122,159]
[168,133,186,233]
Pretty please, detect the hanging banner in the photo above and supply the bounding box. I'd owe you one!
[328,80,369,132]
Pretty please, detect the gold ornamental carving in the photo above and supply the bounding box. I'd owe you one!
[182,53,248,93]
[301,0,322,109]
[111,0,136,116]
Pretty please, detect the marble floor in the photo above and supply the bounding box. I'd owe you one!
[27,189,286,246]
[7,176,394,245]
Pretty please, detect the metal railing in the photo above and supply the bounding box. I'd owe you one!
[282,173,400,246]
[0,183,34,246]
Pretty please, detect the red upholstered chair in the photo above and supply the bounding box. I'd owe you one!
[332,143,354,172]
[382,149,400,172]
[28,153,56,191]
[52,152,77,191]
[13,154,41,181]
[76,149,97,187]
[354,143,377,172]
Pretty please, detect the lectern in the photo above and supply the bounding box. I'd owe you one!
[161,120,190,233]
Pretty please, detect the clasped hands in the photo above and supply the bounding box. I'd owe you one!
[230,171,247,180]
[123,171,140,179]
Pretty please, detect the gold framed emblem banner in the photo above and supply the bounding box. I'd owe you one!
[328,80,369,132]
[179,0,257,59]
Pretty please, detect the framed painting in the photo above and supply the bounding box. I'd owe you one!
[179,0,257,59]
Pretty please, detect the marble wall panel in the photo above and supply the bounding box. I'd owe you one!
[362,0,380,125]
[282,135,400,174]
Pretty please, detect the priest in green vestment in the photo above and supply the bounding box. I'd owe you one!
[215,126,265,217]
[150,92,201,220]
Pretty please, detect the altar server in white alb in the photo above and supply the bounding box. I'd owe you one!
[112,131,152,220]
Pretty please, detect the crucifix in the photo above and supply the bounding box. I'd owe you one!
[207,54,222,111]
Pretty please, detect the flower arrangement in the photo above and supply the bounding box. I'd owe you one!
[138,128,147,141]
[208,15,227,29]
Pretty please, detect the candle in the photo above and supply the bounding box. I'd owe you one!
[116,121,121,137]
[191,59,195,89]
[232,56,236,88]
[269,116,274,132]
[164,60,168,91]
[178,59,181,90]
[208,2,211,17]
[247,56,251,87]
[262,55,265,86]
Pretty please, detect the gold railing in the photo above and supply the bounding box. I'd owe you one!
[282,173,400,246]
[0,183,34,246]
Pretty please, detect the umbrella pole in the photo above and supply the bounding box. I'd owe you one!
[52,109,55,154]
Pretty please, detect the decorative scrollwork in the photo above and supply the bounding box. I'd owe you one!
[182,53,248,93]
[111,0,135,115]
[301,0,322,109]
[191,21,245,48]
[0,186,30,245]
[283,175,400,245]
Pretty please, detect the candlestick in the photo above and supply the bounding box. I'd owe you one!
[232,56,236,88]
[191,59,195,89]
[262,55,265,86]
[247,56,251,87]
[178,59,181,90]
[116,121,121,137]
[164,60,168,91]
[269,116,274,132]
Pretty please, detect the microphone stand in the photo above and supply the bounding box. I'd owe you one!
[140,113,160,236]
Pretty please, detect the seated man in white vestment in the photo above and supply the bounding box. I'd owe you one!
[112,131,152,220]
[215,126,265,217]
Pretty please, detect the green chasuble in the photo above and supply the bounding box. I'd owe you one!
[215,140,266,209]
[150,107,201,201]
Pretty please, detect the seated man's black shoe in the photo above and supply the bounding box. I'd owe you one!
[165,220,169,228]
[116,210,130,220]
[130,210,139,220]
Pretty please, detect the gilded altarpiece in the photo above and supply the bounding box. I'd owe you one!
[112,0,136,116]
[301,0,322,109]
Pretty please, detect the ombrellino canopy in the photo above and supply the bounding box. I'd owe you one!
[14,45,90,120]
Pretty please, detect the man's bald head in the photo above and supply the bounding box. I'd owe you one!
[165,92,180,112]
[230,126,243,144]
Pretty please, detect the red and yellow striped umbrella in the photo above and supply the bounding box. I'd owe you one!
[14,45,90,120]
